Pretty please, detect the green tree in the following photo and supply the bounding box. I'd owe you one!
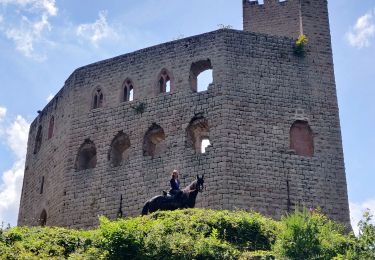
[338,211,375,259]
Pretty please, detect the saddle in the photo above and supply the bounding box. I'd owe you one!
[162,190,182,199]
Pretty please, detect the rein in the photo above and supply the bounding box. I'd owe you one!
[183,180,204,193]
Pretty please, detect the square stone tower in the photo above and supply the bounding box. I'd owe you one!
[238,0,349,223]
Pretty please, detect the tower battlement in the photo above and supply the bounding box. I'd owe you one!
[243,0,302,38]
[246,0,289,6]
[243,0,331,44]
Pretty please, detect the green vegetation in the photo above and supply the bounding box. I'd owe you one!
[1,208,374,259]
[131,102,146,114]
[217,24,233,29]
[335,211,375,260]
[294,34,308,57]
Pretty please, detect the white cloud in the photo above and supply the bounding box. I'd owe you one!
[350,199,375,235]
[5,16,49,61]
[46,93,54,102]
[346,9,375,49]
[39,0,57,16]
[76,10,119,47]
[0,107,6,122]
[0,160,25,226]
[0,113,30,226]
[0,0,57,60]
[5,115,29,159]
[0,0,57,16]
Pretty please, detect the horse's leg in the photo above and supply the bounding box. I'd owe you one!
[177,191,188,209]
[141,201,150,215]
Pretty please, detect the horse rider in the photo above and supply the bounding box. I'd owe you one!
[163,169,183,199]
[170,170,180,193]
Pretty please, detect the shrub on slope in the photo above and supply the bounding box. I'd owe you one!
[0,209,278,259]
[2,208,372,259]
[95,209,279,259]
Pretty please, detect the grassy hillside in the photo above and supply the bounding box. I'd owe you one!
[0,209,374,259]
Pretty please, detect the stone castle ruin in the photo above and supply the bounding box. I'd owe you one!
[18,0,350,229]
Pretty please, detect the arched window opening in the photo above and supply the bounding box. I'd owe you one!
[48,116,54,140]
[190,59,213,92]
[158,69,172,94]
[108,131,131,167]
[201,138,211,154]
[34,125,43,154]
[165,79,171,93]
[143,123,166,157]
[129,87,134,101]
[39,209,47,227]
[75,139,97,171]
[290,120,314,157]
[123,79,134,102]
[186,116,210,153]
[92,88,104,109]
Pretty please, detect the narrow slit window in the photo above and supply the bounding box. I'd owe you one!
[129,87,134,101]
[92,88,104,109]
[123,80,134,102]
[158,69,172,94]
[34,126,43,154]
[40,176,45,194]
[165,78,171,93]
[94,95,98,107]
[99,93,104,107]
[48,116,54,140]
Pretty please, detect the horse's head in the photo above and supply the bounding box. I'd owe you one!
[196,174,204,192]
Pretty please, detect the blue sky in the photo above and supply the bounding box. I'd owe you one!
[0,0,374,232]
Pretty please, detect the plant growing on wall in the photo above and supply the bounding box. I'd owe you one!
[131,102,146,114]
[217,24,233,29]
[294,35,308,57]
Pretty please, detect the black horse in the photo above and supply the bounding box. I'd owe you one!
[141,175,204,215]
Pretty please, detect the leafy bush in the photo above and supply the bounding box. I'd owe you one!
[294,34,308,57]
[0,208,373,259]
[0,226,97,259]
[335,211,375,260]
[143,209,278,251]
[273,208,349,260]
[240,250,275,260]
[96,209,278,259]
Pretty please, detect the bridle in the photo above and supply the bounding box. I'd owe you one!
[197,178,204,192]
[185,175,205,193]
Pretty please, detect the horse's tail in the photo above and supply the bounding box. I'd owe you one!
[141,201,150,216]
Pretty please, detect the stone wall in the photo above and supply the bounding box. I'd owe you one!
[19,30,231,228]
[243,0,302,38]
[18,79,75,227]
[18,0,350,228]
[221,30,349,224]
